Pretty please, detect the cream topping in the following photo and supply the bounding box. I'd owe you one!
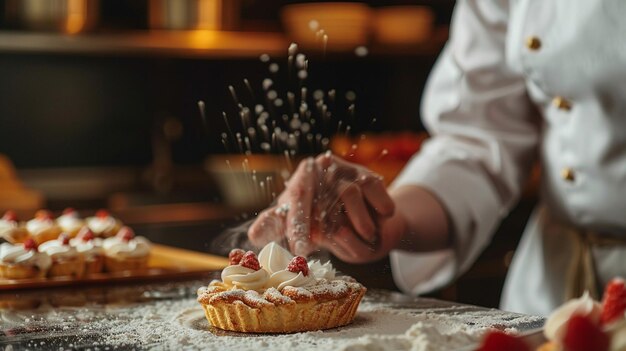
[87,216,118,235]
[26,218,56,235]
[102,236,150,258]
[57,213,84,232]
[308,260,336,280]
[38,240,79,260]
[70,237,103,257]
[258,241,293,275]
[221,265,269,291]
[0,220,17,237]
[608,319,626,351]
[267,269,316,291]
[0,243,51,270]
[544,291,602,342]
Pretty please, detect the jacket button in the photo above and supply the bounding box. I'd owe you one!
[561,168,576,182]
[526,36,542,51]
[553,96,572,111]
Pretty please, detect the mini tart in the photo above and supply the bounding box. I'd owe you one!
[0,242,51,279]
[197,279,366,333]
[70,230,104,275]
[86,210,123,238]
[102,228,151,273]
[56,208,85,238]
[0,221,29,244]
[39,237,85,278]
[27,211,62,244]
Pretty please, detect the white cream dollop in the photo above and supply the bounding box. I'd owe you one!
[258,241,293,274]
[87,216,118,235]
[70,237,103,258]
[544,291,602,342]
[0,219,17,236]
[102,236,150,258]
[38,240,79,260]
[57,212,84,233]
[267,269,316,291]
[221,265,269,291]
[308,260,336,280]
[0,243,51,270]
[26,218,56,235]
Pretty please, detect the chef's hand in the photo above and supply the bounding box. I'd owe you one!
[247,152,406,262]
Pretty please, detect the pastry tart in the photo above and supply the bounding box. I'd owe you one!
[197,242,366,333]
[0,210,29,244]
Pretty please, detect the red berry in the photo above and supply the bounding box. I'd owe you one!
[96,209,110,219]
[116,226,135,242]
[78,227,95,242]
[62,208,76,215]
[2,210,18,222]
[59,233,70,245]
[601,278,626,325]
[239,251,260,271]
[228,249,245,265]
[563,315,609,351]
[35,210,53,220]
[287,256,310,276]
[477,331,529,351]
[23,239,38,251]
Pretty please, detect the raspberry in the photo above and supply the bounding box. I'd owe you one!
[601,277,626,325]
[23,239,38,251]
[228,249,245,265]
[563,315,609,351]
[287,256,310,276]
[477,331,529,351]
[35,210,53,220]
[96,209,110,218]
[78,227,95,242]
[2,210,17,222]
[239,251,260,271]
[116,226,135,242]
[59,233,70,245]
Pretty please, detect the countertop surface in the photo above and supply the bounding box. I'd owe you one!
[0,276,546,351]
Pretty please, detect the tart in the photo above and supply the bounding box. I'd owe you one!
[56,208,85,238]
[0,239,51,279]
[39,233,85,278]
[86,209,122,238]
[26,210,62,244]
[70,227,104,275]
[197,242,366,333]
[0,210,30,244]
[102,226,151,272]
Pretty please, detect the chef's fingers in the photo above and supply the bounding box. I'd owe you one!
[284,157,317,257]
[337,179,377,243]
[321,226,376,262]
[358,173,395,217]
[247,206,286,247]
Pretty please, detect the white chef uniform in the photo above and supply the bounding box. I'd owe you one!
[389,0,626,316]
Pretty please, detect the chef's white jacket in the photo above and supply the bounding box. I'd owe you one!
[390,0,626,316]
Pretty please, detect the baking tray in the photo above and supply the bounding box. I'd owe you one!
[0,244,229,290]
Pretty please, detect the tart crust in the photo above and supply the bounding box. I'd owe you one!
[197,279,366,333]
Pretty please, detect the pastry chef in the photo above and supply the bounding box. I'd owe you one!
[248,0,626,316]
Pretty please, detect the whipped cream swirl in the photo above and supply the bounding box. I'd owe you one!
[258,241,293,274]
[102,236,150,258]
[267,269,316,291]
[221,265,269,291]
[57,212,84,233]
[87,216,118,235]
[70,237,103,258]
[38,239,79,260]
[544,291,601,342]
[26,218,56,235]
[0,219,17,237]
[308,260,336,280]
[0,243,51,270]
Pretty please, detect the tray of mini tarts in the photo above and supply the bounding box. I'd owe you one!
[0,244,229,291]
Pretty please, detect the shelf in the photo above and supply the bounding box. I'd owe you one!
[0,30,290,59]
[0,28,447,59]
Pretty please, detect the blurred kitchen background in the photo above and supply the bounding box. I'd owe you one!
[0,0,537,308]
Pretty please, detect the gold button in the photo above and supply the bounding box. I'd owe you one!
[561,168,575,182]
[526,36,542,51]
[553,96,572,111]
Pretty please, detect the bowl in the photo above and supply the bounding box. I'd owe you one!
[281,2,373,50]
[374,6,434,45]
